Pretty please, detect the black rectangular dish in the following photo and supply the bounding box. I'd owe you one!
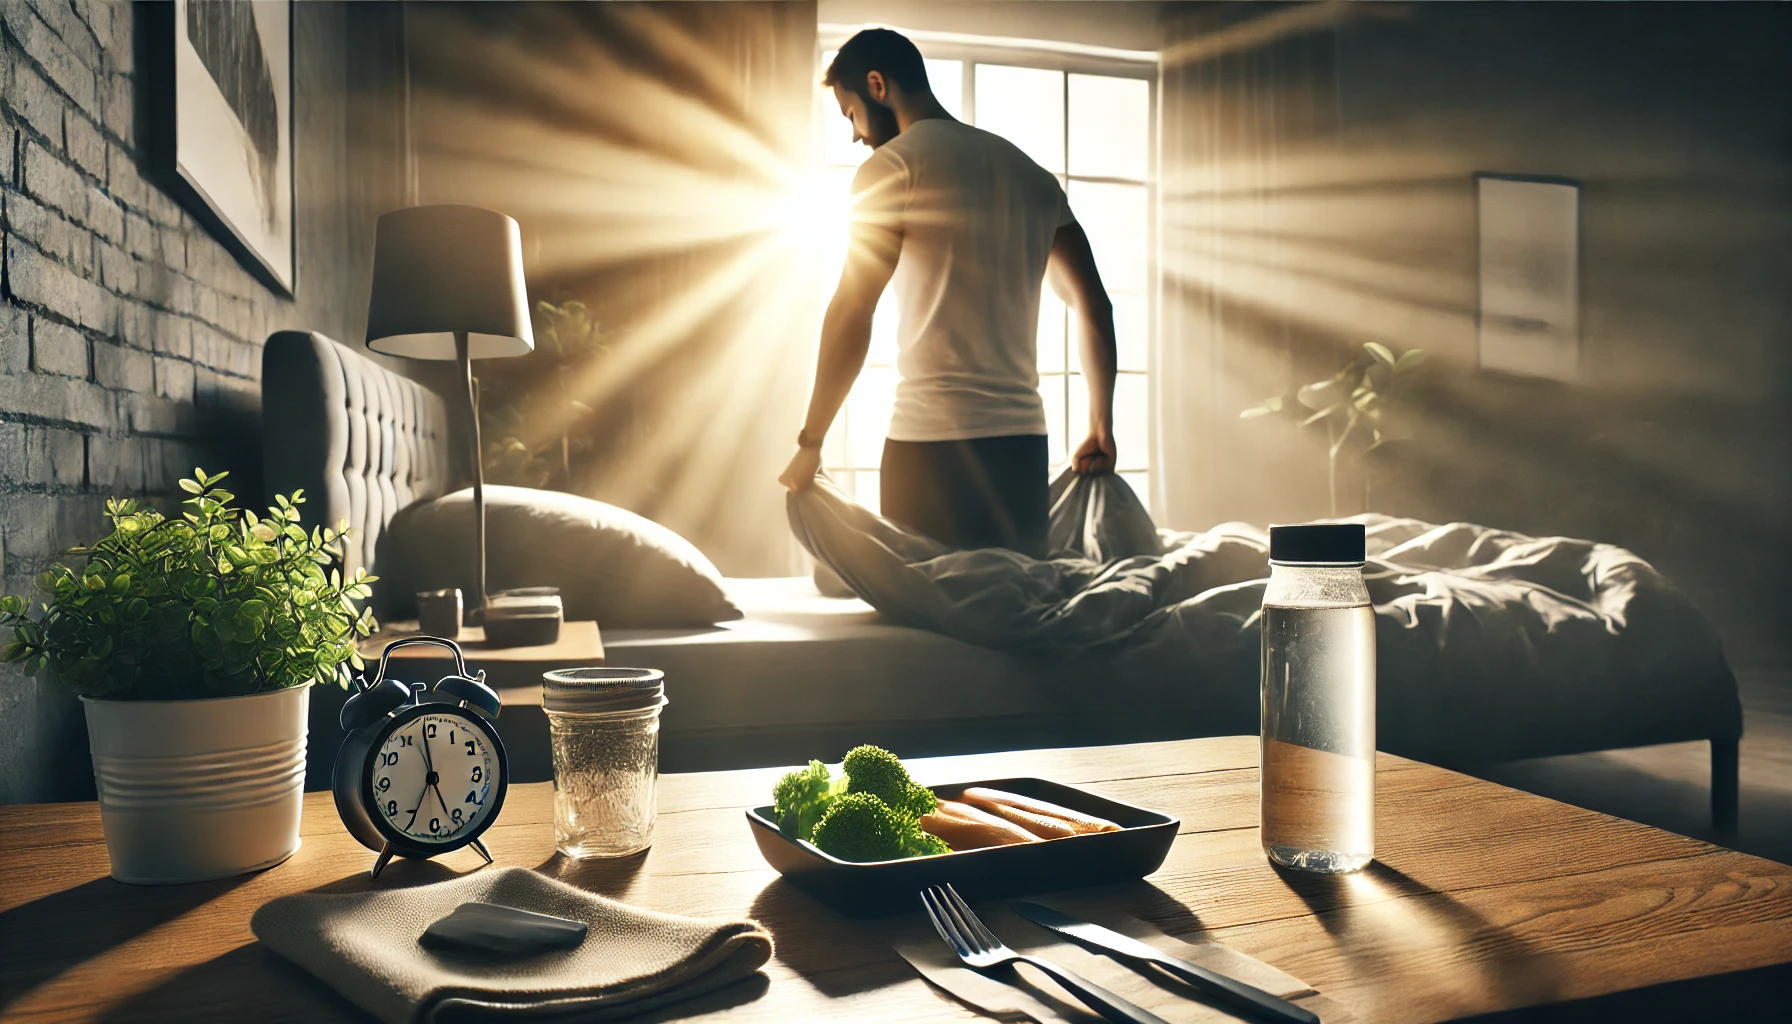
[746,777,1180,918]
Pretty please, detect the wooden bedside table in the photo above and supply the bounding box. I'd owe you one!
[356,620,604,695]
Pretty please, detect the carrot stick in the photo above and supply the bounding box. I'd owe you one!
[921,802,1040,850]
[961,787,1121,835]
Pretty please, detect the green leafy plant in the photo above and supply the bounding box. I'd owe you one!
[1242,341,1427,515]
[0,469,378,700]
[481,299,609,488]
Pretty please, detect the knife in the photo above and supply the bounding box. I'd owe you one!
[1011,902,1320,1024]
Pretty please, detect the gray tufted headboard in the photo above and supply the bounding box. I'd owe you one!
[261,331,458,582]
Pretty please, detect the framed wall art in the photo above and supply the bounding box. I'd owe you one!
[169,0,295,294]
[1475,174,1579,381]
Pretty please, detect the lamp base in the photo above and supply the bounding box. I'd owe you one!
[481,588,564,648]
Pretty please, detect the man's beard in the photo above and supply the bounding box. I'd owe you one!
[863,97,900,148]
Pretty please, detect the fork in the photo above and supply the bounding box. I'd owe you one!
[921,885,1171,1024]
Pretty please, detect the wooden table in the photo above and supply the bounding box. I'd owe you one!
[4,737,1791,1023]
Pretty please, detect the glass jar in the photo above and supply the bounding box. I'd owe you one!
[542,668,668,858]
[1259,523,1376,874]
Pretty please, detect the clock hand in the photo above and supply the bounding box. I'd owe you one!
[431,778,454,820]
[407,779,428,829]
[407,727,438,830]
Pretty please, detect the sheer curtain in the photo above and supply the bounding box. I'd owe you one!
[408,1,819,576]
[1157,5,1346,530]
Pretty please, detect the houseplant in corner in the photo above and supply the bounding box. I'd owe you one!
[1242,341,1427,515]
[0,470,378,884]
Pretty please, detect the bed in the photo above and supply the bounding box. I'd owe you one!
[263,331,1743,824]
[605,577,1204,772]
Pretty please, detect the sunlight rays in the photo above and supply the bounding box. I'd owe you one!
[404,3,835,570]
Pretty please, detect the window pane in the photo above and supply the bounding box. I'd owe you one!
[1069,75,1149,181]
[856,470,880,515]
[868,289,900,366]
[1066,372,1148,471]
[1114,293,1148,372]
[1068,371,1086,450]
[1068,180,1148,295]
[1037,293,1066,373]
[1114,372,1149,471]
[812,164,857,290]
[1120,471,1150,509]
[847,366,896,466]
[1039,374,1068,465]
[974,65,1065,174]
[822,417,847,467]
[924,59,964,120]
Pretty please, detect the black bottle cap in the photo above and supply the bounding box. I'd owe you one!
[1269,523,1366,563]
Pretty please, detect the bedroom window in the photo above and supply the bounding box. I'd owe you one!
[814,50,1155,516]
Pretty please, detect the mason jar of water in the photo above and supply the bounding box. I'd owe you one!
[1260,523,1375,873]
[542,668,667,858]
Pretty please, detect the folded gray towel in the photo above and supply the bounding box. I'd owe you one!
[252,867,773,1023]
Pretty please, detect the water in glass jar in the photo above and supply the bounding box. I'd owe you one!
[550,712,660,858]
[1260,602,1376,873]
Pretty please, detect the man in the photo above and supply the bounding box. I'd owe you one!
[779,28,1118,559]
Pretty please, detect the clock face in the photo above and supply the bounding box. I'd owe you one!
[369,711,502,846]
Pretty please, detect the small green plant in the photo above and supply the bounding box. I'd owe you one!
[1242,341,1426,515]
[481,299,608,489]
[0,469,378,700]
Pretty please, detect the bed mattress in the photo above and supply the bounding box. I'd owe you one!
[602,577,1198,771]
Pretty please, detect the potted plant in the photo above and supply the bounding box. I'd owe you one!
[481,299,610,489]
[0,470,378,884]
[1241,341,1427,515]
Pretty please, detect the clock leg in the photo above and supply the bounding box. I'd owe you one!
[470,838,494,865]
[371,843,395,879]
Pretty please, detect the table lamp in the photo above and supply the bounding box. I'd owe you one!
[366,204,533,626]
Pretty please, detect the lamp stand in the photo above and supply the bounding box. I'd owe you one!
[454,330,487,622]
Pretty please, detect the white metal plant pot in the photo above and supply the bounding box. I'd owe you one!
[82,685,310,884]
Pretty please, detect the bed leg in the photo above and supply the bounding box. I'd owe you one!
[1711,737,1739,833]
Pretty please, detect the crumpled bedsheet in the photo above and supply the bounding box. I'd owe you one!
[787,471,1740,765]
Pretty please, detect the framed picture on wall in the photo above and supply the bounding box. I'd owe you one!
[1475,174,1579,381]
[168,0,295,294]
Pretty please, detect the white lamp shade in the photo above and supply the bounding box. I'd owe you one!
[366,204,535,359]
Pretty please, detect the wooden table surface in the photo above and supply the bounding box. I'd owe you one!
[4,737,1791,1023]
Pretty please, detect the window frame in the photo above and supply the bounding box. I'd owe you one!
[813,33,1160,514]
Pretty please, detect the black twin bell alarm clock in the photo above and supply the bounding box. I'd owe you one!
[334,637,509,878]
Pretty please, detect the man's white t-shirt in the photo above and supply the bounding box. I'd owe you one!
[850,118,1074,442]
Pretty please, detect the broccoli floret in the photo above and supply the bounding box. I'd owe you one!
[900,781,938,819]
[842,744,908,800]
[810,792,949,862]
[842,744,938,819]
[772,760,841,842]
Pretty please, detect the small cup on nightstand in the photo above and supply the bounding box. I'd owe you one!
[417,588,463,638]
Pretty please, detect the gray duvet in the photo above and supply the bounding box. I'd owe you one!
[788,471,1740,766]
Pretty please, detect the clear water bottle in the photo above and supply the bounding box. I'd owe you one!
[1259,523,1375,873]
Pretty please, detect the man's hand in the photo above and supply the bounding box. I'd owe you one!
[780,446,823,492]
[1072,430,1115,476]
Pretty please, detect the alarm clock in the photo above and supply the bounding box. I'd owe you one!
[333,637,509,878]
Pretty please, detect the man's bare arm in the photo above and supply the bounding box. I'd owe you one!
[805,241,897,442]
[1047,221,1118,475]
[780,219,900,491]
